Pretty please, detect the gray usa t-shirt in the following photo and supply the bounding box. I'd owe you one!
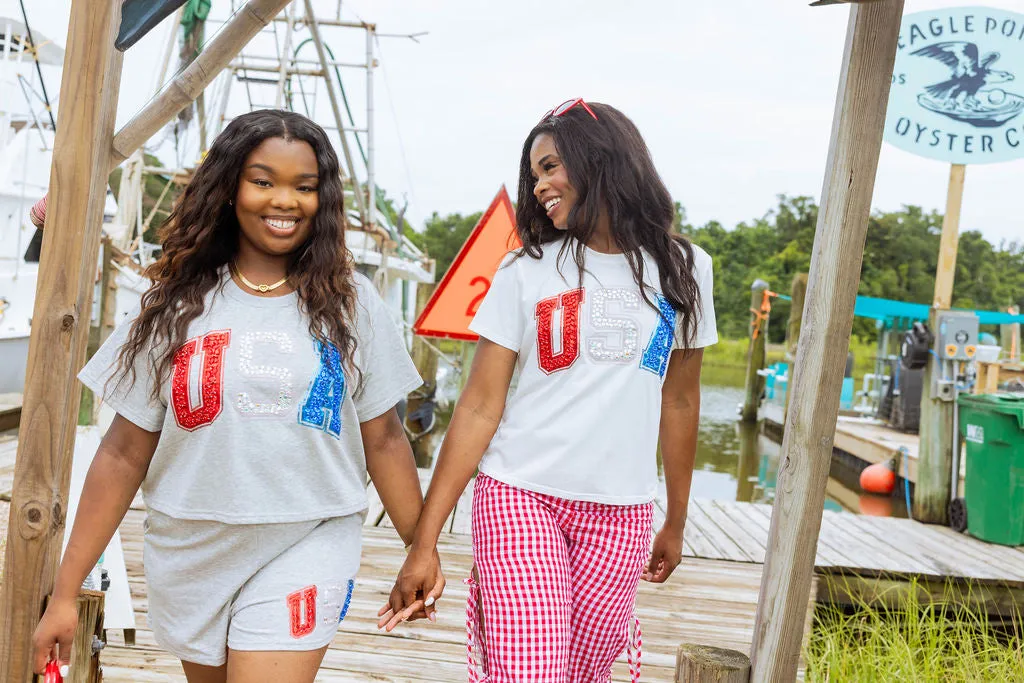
[79,271,422,523]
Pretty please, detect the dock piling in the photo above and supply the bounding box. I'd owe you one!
[748,1,905,680]
[741,280,770,423]
[676,644,751,682]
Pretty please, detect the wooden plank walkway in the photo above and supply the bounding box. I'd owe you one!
[0,434,814,681]
[6,424,1023,679]
[670,498,1024,585]
[91,508,798,682]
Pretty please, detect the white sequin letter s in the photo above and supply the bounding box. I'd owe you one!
[588,288,641,363]
[237,331,295,416]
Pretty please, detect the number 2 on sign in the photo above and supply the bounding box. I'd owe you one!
[466,276,490,317]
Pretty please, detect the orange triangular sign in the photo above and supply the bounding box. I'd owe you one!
[414,186,520,340]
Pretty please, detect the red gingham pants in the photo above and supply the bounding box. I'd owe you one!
[466,474,654,683]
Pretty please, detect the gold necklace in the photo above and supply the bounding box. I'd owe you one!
[232,264,289,293]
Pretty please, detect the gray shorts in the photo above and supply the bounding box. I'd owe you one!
[143,510,363,666]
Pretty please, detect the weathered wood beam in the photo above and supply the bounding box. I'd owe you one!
[748,1,904,680]
[676,644,751,682]
[741,281,770,423]
[783,273,808,422]
[0,1,124,679]
[817,573,1024,620]
[67,590,105,683]
[915,164,966,524]
[109,0,293,167]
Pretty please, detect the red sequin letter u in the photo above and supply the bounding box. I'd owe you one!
[287,585,318,638]
[535,289,585,375]
[171,330,231,431]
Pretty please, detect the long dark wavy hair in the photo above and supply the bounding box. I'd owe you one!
[114,109,359,396]
[515,102,702,347]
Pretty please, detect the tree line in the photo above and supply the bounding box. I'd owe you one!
[405,195,1024,344]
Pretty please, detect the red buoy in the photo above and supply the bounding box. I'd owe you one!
[859,461,896,495]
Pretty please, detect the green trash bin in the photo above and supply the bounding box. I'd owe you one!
[957,393,1024,546]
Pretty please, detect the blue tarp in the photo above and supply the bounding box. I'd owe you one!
[775,294,1024,325]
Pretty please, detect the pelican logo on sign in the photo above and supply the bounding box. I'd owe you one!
[885,7,1024,164]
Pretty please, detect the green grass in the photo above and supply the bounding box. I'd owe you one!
[439,335,878,387]
[702,337,877,385]
[805,582,1024,682]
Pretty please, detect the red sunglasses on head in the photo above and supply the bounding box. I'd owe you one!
[542,98,598,122]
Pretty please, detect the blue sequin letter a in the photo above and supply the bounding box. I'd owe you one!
[640,296,676,378]
[299,341,346,438]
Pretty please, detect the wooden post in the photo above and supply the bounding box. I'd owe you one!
[67,590,104,683]
[973,363,1000,395]
[785,274,807,359]
[77,324,101,426]
[1002,305,1020,362]
[915,164,966,524]
[741,280,769,423]
[748,2,903,681]
[406,283,438,467]
[783,273,808,423]
[78,237,117,426]
[932,165,965,312]
[98,236,119,347]
[0,1,124,679]
[676,644,751,683]
[93,236,119,425]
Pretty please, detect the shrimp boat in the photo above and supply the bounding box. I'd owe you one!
[0,16,67,394]
[0,3,435,395]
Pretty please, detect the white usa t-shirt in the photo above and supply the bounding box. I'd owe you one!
[469,239,717,505]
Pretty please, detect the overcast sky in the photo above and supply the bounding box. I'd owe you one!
[6,0,1023,246]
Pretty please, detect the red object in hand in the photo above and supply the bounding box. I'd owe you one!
[44,660,64,683]
[30,194,47,229]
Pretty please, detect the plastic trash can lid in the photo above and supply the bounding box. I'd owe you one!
[958,392,1024,429]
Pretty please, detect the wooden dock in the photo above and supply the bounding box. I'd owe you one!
[3,428,1023,680]
[760,402,955,488]
[0,432,813,682]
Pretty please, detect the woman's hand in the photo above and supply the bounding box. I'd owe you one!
[377,545,446,632]
[642,523,684,583]
[32,596,78,673]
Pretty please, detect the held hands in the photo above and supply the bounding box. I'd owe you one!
[31,596,78,674]
[377,544,446,632]
[642,522,685,583]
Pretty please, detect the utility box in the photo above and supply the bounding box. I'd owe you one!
[931,310,979,401]
[935,310,979,362]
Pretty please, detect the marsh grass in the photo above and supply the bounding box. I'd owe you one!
[806,579,1024,682]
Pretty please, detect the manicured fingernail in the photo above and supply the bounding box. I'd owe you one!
[424,596,435,607]
[60,665,69,678]
[429,612,436,622]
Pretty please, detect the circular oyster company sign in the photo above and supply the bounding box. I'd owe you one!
[885,7,1024,164]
